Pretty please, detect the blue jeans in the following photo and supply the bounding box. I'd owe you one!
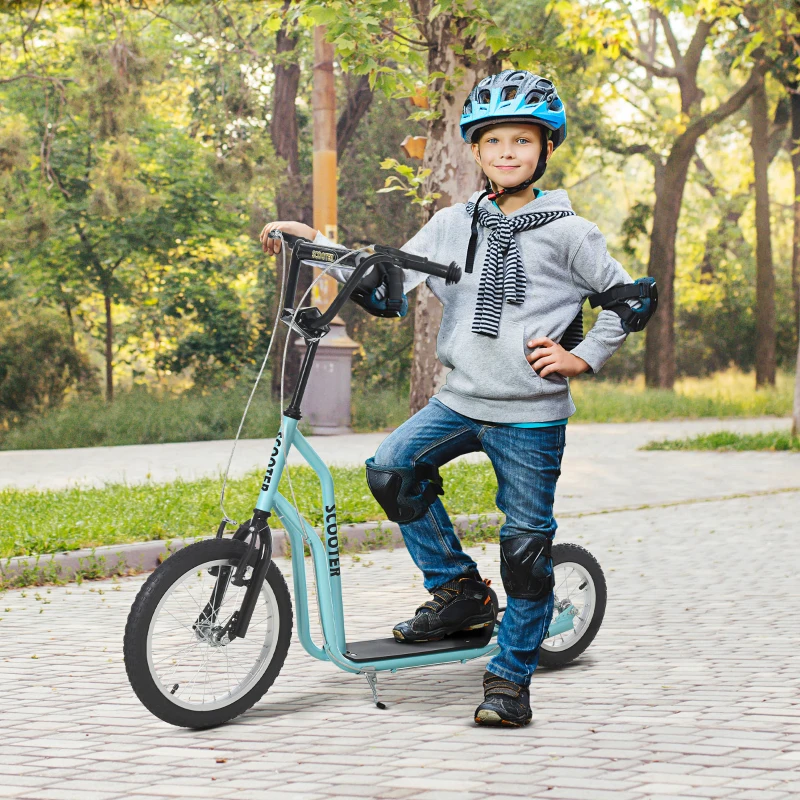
[373,397,565,685]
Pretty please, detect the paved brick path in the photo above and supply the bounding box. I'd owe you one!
[2,489,800,799]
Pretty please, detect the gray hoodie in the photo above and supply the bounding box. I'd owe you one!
[314,188,632,423]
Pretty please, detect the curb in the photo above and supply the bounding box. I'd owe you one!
[0,512,503,589]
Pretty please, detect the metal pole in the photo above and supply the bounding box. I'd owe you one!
[307,26,358,434]
[312,27,339,306]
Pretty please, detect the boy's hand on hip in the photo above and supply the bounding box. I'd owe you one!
[527,337,590,378]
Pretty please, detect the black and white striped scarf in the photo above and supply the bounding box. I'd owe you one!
[465,202,575,337]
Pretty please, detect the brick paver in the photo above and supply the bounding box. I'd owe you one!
[2,490,800,798]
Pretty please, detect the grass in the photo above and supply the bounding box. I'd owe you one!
[571,369,794,422]
[2,368,793,451]
[0,388,282,451]
[0,460,501,560]
[643,430,800,453]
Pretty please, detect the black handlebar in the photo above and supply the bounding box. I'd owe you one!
[267,230,461,333]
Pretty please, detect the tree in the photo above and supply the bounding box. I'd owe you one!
[751,76,777,386]
[0,3,265,399]
[0,305,95,421]
[554,1,786,387]
[791,85,800,437]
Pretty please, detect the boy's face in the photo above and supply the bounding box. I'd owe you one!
[470,122,553,190]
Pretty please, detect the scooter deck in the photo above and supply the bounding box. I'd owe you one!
[345,625,494,663]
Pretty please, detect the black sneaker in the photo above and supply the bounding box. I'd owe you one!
[392,575,495,642]
[474,670,532,727]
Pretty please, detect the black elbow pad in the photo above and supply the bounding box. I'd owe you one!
[588,277,658,333]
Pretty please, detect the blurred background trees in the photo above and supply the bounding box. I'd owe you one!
[0,0,798,438]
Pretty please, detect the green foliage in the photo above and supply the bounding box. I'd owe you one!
[0,305,96,422]
[0,1,278,402]
[378,159,441,207]
[643,430,800,451]
[351,385,411,431]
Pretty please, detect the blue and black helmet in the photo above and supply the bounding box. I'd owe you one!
[460,70,567,147]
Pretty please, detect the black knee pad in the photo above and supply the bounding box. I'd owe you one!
[500,533,554,601]
[365,458,444,524]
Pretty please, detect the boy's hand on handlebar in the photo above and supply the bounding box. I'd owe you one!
[260,221,317,255]
[527,337,590,378]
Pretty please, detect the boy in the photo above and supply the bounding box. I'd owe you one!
[262,70,640,727]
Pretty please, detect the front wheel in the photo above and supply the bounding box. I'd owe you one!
[538,542,607,669]
[124,538,292,728]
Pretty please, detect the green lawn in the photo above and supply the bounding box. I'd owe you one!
[643,430,800,453]
[0,461,501,560]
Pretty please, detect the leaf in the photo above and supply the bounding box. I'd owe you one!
[306,6,340,26]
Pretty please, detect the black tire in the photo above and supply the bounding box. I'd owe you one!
[538,542,607,669]
[124,538,292,728]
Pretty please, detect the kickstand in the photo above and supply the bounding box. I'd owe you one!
[363,670,387,710]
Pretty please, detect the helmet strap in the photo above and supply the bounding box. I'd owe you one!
[465,148,548,274]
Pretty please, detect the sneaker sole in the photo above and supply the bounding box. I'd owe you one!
[474,709,531,727]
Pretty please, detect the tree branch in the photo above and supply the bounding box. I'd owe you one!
[683,18,714,82]
[686,60,768,143]
[0,73,72,86]
[379,21,431,48]
[605,139,657,158]
[336,74,374,159]
[620,48,678,79]
[656,11,682,71]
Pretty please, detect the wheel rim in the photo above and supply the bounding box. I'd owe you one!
[146,558,280,712]
[541,561,597,652]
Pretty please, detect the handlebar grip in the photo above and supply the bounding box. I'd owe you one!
[423,260,461,285]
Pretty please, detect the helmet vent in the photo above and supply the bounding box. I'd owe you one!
[479,89,491,104]
[463,100,472,115]
[502,86,518,101]
[526,91,543,105]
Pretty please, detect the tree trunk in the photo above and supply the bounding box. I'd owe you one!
[269,12,313,399]
[791,89,800,438]
[644,141,694,388]
[62,294,75,346]
[790,89,800,350]
[751,78,776,387]
[794,336,800,438]
[103,289,113,402]
[408,6,498,414]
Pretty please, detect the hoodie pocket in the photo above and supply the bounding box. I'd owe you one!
[445,321,546,401]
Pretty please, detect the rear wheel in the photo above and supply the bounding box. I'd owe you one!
[124,538,292,728]
[538,543,606,669]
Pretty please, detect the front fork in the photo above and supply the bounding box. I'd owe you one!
[194,507,273,643]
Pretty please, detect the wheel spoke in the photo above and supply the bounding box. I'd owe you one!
[142,554,283,714]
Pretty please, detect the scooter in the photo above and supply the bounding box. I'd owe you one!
[123,232,607,728]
